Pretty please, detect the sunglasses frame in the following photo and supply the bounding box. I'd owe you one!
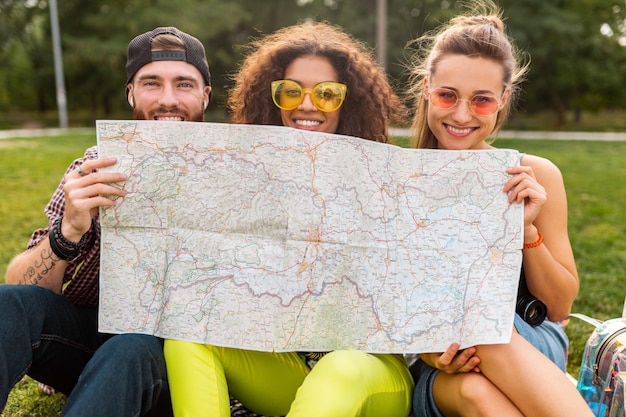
[427,87,503,116]
[271,80,347,113]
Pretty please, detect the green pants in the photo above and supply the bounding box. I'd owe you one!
[164,340,414,416]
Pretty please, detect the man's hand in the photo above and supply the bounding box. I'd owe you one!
[62,157,127,241]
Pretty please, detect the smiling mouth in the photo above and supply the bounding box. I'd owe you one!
[155,116,184,121]
[295,119,322,127]
[445,124,475,135]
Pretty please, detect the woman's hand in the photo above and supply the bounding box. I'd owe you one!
[504,165,547,231]
[420,343,480,374]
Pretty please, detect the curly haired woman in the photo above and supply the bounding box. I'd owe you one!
[163,21,414,417]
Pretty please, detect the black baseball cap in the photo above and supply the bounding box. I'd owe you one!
[125,26,211,88]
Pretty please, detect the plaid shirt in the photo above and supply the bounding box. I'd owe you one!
[28,146,101,307]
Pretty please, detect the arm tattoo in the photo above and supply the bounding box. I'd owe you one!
[21,247,60,285]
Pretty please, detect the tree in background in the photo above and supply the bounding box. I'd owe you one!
[1,0,626,128]
[0,0,53,113]
[499,0,626,126]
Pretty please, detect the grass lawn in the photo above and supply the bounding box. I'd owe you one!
[0,132,96,416]
[1,130,625,415]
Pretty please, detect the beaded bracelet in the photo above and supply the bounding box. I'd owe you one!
[49,216,87,261]
[523,231,544,249]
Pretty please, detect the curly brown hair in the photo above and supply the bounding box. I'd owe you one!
[227,21,405,143]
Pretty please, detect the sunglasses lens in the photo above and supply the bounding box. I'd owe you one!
[272,80,303,111]
[430,89,458,109]
[470,96,499,115]
[312,82,346,112]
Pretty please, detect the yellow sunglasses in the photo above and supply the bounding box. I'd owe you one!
[271,80,347,112]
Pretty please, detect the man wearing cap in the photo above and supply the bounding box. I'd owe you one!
[1,27,210,416]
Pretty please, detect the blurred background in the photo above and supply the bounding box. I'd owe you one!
[1,3,626,413]
[2,0,626,131]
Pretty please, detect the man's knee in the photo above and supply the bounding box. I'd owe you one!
[0,285,66,335]
[97,334,165,364]
[0,285,55,310]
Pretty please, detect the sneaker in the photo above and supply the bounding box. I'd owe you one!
[38,382,56,395]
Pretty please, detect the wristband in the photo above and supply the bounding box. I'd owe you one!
[49,216,87,261]
[523,231,544,249]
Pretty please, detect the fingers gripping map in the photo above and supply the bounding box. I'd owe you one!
[97,121,523,353]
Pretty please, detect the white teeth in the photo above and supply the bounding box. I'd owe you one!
[447,125,473,135]
[295,119,321,127]
[156,117,183,121]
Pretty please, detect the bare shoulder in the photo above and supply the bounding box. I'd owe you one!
[520,153,563,181]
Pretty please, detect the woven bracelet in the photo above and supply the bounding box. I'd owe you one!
[49,216,87,261]
[523,231,544,249]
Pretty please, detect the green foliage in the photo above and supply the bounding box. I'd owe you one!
[3,0,626,127]
[499,0,626,121]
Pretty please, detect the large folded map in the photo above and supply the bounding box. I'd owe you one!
[97,120,523,353]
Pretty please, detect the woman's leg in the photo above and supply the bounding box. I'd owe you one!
[413,356,522,417]
[164,340,231,417]
[287,351,413,417]
[474,331,592,417]
[164,341,310,417]
[224,350,309,416]
[415,313,592,417]
[432,371,523,417]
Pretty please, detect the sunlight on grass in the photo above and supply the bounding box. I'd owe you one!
[0,133,96,280]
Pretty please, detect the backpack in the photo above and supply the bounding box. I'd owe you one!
[572,313,626,417]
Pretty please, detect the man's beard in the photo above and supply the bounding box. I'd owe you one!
[132,106,205,122]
